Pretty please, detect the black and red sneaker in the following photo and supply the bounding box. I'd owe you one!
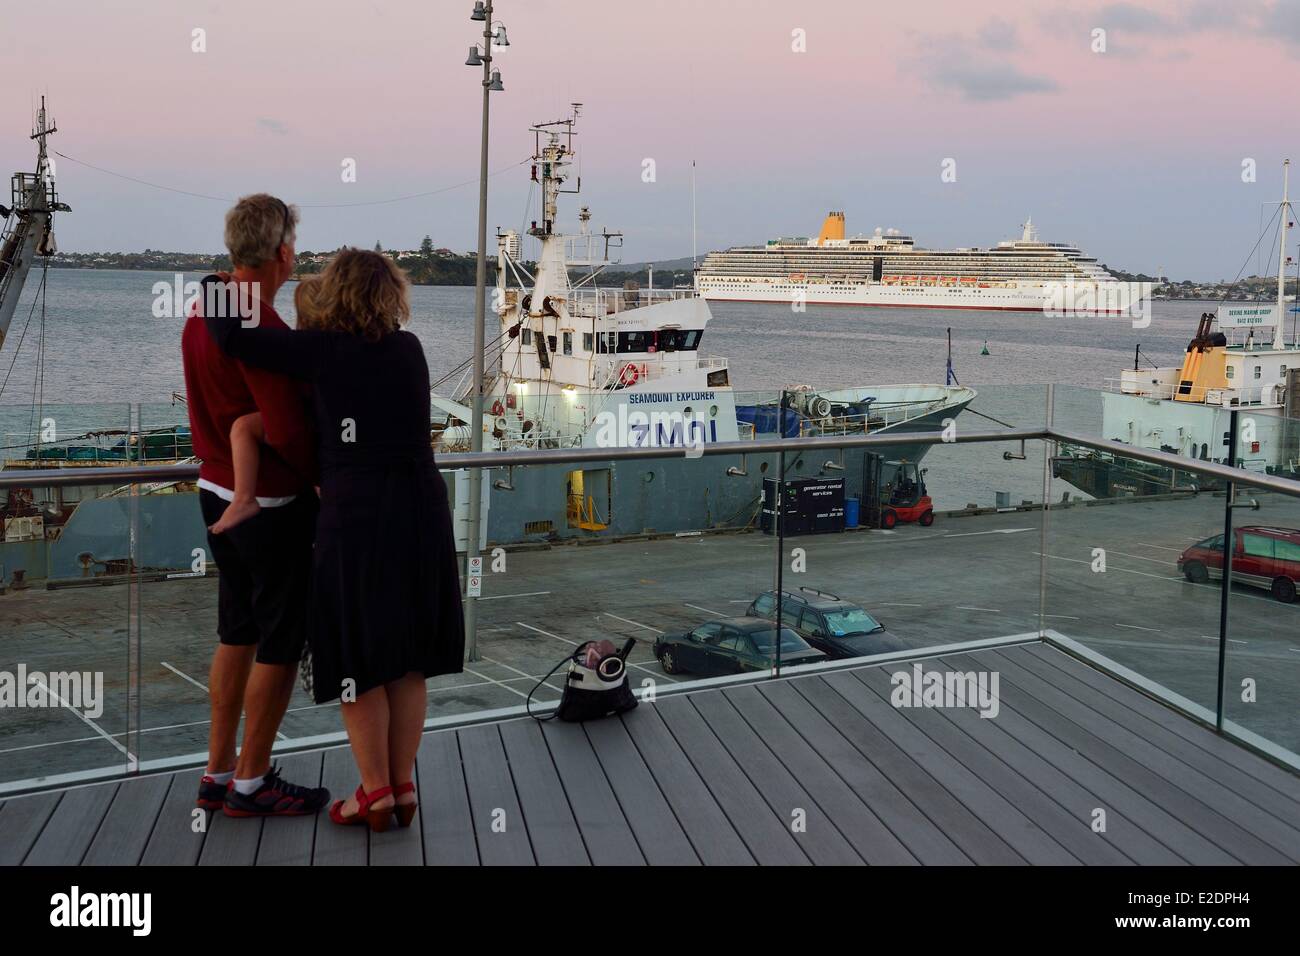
[222,765,330,818]
[197,775,230,811]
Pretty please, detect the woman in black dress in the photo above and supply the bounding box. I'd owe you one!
[204,248,464,831]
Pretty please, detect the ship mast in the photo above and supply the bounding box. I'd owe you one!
[1276,158,1291,350]
[0,97,70,352]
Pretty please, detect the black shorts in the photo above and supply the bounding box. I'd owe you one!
[200,490,317,666]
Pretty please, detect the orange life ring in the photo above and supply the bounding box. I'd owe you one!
[490,400,505,416]
[618,363,639,387]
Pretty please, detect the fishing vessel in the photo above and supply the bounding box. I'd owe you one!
[429,107,976,545]
[697,212,1145,314]
[0,98,67,353]
[1054,160,1300,497]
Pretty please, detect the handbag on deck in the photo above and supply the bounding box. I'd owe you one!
[527,638,639,722]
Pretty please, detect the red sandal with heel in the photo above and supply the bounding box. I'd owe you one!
[393,781,418,828]
[329,784,395,832]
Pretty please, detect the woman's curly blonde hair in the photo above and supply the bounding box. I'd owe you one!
[293,275,327,331]
[300,248,410,340]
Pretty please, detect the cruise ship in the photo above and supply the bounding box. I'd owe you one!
[696,212,1142,313]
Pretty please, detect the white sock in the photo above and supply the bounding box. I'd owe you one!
[233,774,266,795]
[206,770,235,784]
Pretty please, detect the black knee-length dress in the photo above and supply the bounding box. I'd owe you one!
[204,306,465,704]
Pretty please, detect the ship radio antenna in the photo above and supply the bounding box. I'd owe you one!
[691,160,697,279]
[1276,158,1291,351]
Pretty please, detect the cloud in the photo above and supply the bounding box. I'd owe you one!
[256,117,289,135]
[1093,2,1176,34]
[1088,0,1295,53]
[915,19,1059,102]
[927,60,1060,101]
[977,17,1021,50]
[1258,0,1300,50]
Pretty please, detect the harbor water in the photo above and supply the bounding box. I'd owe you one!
[0,268,1225,509]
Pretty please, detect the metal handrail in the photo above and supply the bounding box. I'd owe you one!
[9,425,1300,497]
[1050,428,1300,496]
[0,427,1047,488]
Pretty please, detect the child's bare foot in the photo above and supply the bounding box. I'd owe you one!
[208,498,260,534]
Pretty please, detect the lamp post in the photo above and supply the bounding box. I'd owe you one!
[463,0,507,662]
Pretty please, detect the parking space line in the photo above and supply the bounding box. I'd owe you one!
[683,603,727,617]
[1040,550,1300,611]
[161,661,208,693]
[464,667,531,700]
[0,676,551,758]
[516,622,678,683]
[516,621,580,647]
[481,656,564,696]
[1108,550,1178,566]
[0,733,105,755]
[478,590,552,601]
[161,660,287,741]
[602,612,664,634]
[1039,551,1189,582]
[1115,623,1161,632]
[875,602,923,607]
[957,606,1002,613]
[30,676,135,762]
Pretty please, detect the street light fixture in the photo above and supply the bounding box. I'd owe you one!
[462,1,506,662]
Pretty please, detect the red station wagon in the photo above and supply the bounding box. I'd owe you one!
[1178,526,1300,602]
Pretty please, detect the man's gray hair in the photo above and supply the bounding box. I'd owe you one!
[224,193,298,268]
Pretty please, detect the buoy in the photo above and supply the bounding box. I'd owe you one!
[980,340,990,356]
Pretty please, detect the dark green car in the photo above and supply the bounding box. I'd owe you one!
[746,588,908,659]
[654,617,826,677]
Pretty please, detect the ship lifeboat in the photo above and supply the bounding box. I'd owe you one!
[961,276,977,284]
[788,272,806,282]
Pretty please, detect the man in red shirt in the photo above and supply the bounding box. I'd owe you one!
[181,194,328,816]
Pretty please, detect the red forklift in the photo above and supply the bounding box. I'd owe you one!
[864,454,934,529]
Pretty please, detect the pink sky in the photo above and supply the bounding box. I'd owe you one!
[2,0,1298,278]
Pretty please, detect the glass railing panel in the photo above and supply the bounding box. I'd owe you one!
[737,385,1049,665]
[135,401,225,766]
[441,445,780,711]
[1221,469,1300,766]
[0,402,134,788]
[1042,431,1226,717]
[1050,381,1243,497]
[921,383,1049,513]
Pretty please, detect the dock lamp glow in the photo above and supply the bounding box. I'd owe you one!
[462,0,508,662]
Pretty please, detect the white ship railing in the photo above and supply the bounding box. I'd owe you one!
[1104,378,1283,407]
[796,397,954,438]
[597,355,728,387]
[569,287,696,318]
